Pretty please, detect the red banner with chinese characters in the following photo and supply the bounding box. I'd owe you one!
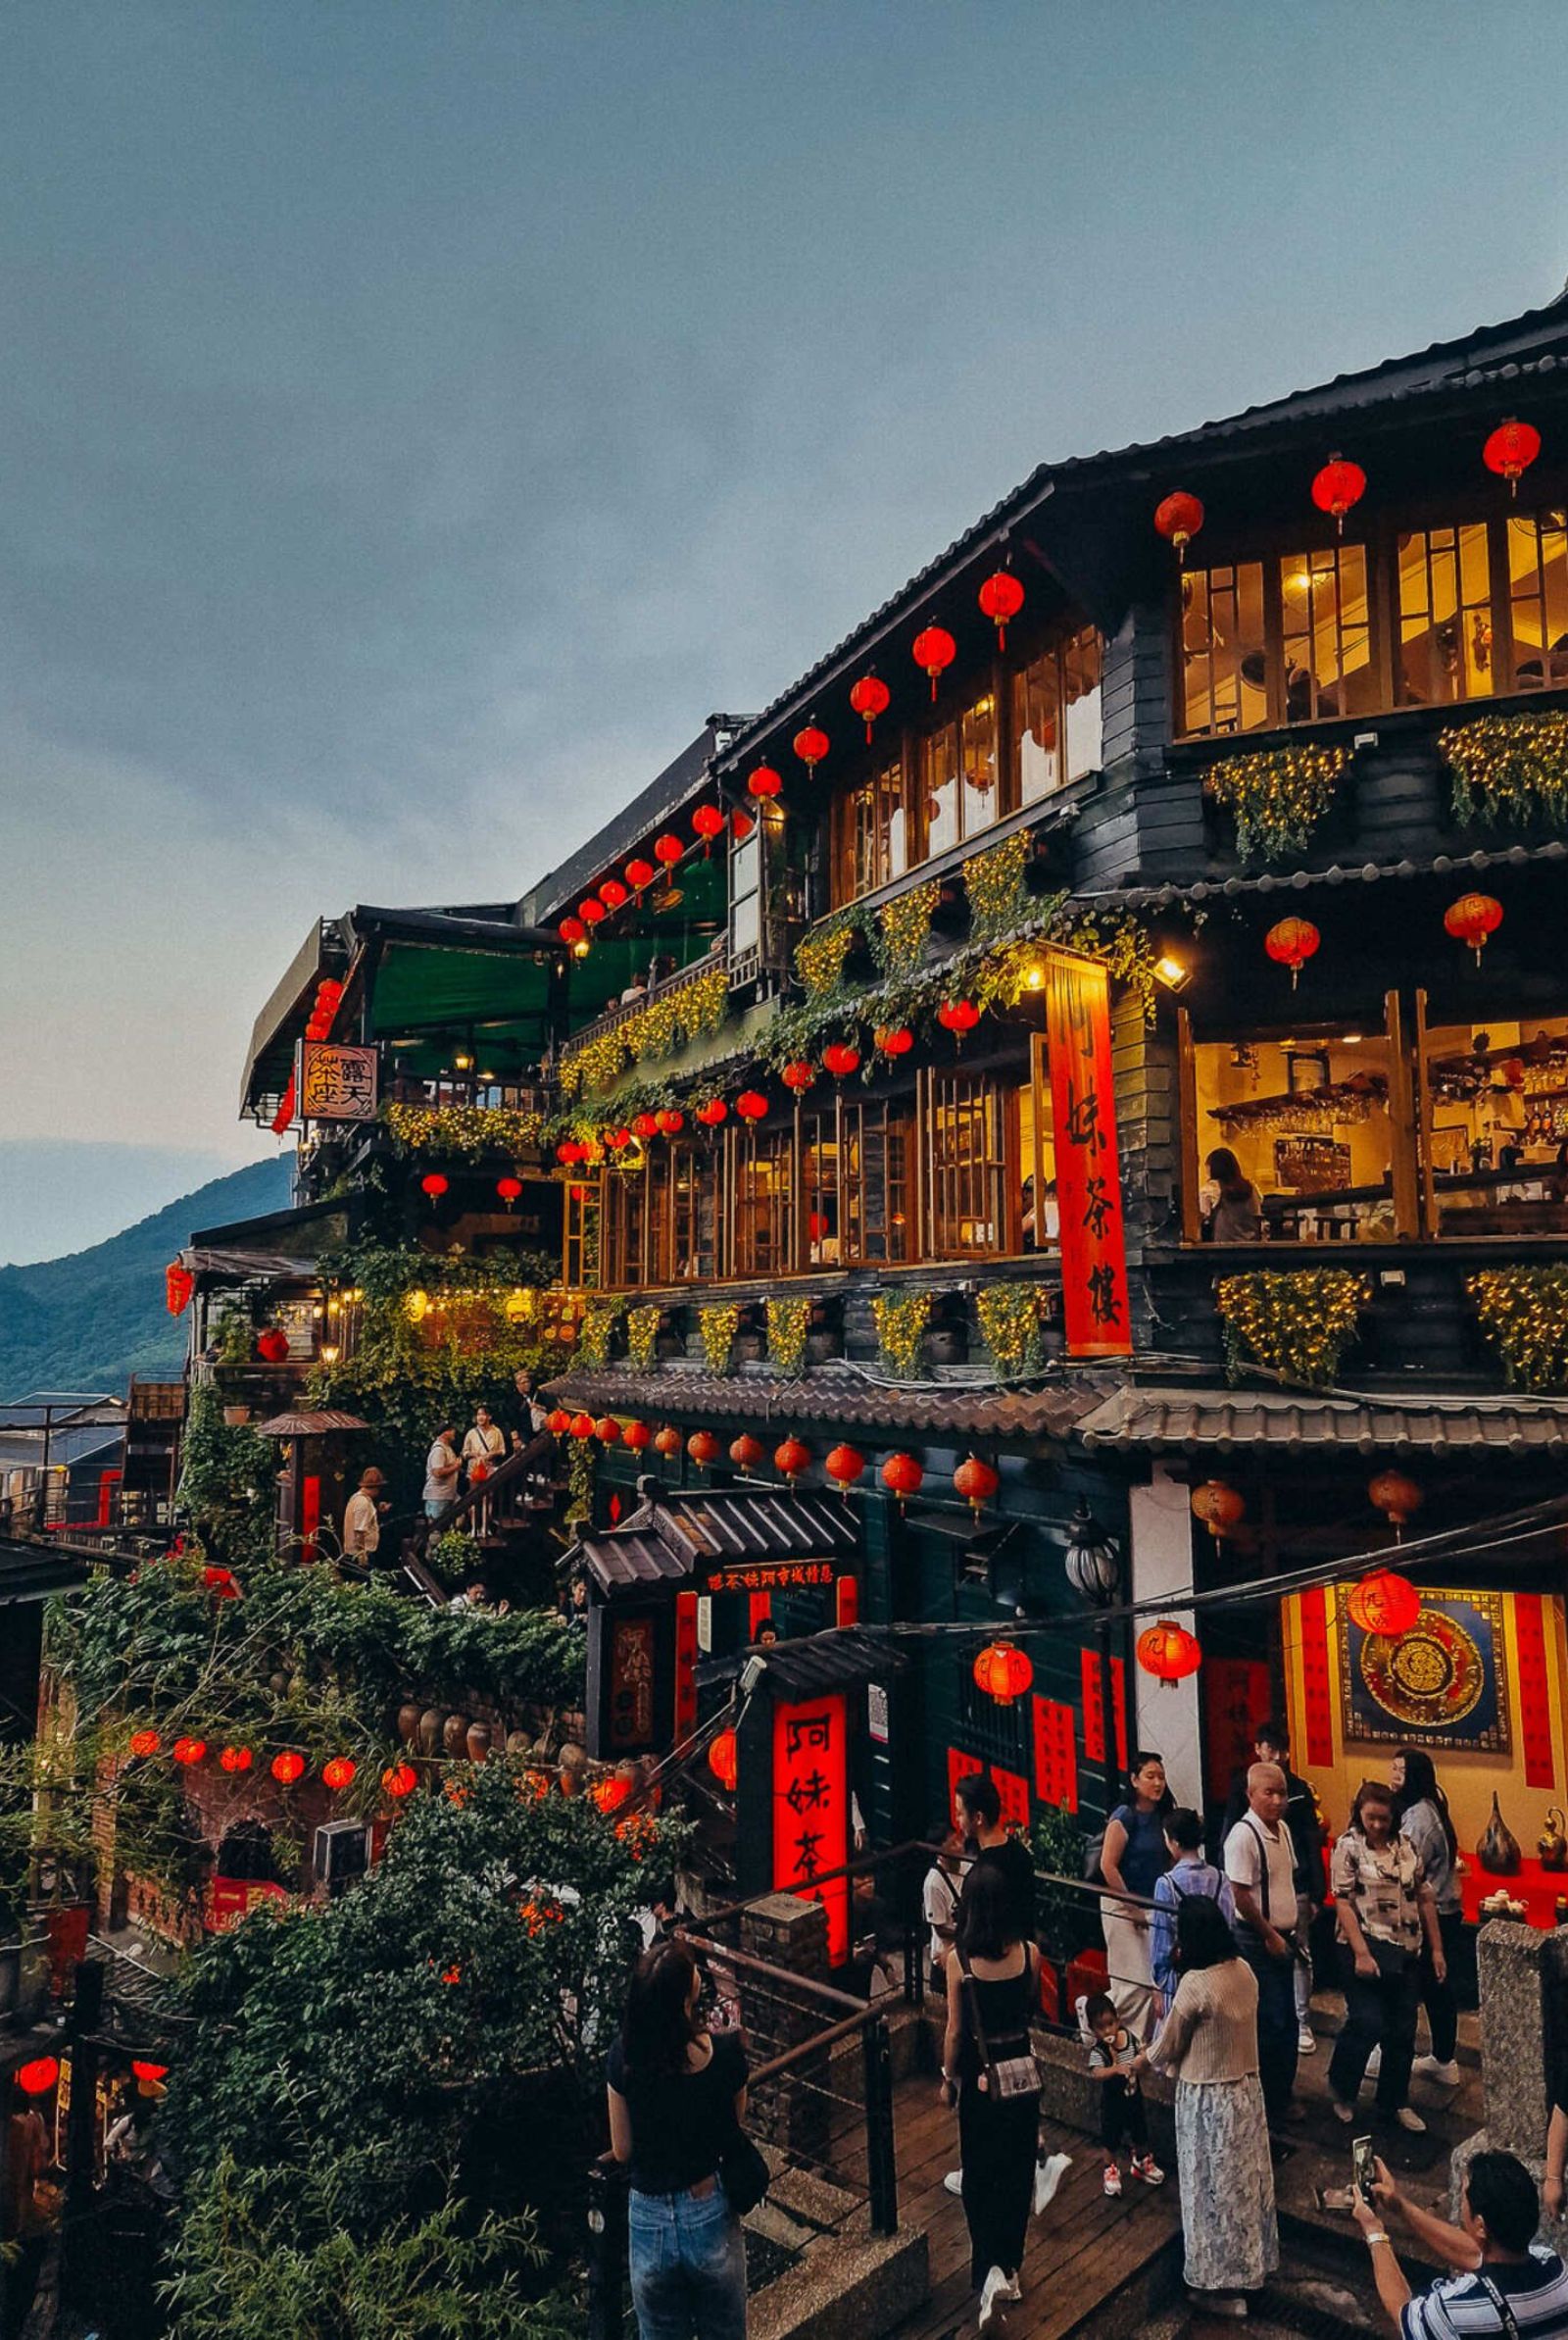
[1296,1586,1334,1768]
[1514,1594,1556,1789]
[1045,951,1132,1358]
[673,1592,699,1744]
[610,1615,656,1750]
[1080,1647,1128,1771]
[1032,1697,1078,1812]
[772,1694,850,1963]
[1204,1658,1271,1802]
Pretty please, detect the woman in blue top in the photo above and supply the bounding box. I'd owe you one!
[1100,1751,1173,2039]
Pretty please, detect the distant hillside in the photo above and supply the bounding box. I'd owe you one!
[0,1156,294,1400]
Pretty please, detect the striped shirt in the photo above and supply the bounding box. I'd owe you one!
[1400,2248,1568,2337]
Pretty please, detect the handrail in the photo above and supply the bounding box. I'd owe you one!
[401,1426,557,1568]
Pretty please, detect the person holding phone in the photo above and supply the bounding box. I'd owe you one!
[1329,1780,1444,2134]
[1351,2148,1568,2334]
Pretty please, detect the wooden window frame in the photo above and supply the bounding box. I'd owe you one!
[916,1066,1016,1261]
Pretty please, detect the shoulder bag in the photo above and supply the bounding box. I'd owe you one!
[1473,2271,1522,2340]
[715,2041,769,2214]
[961,1949,1041,2103]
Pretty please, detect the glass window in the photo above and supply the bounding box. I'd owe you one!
[1279,545,1374,722]
[920,725,959,860]
[1011,648,1061,802]
[839,757,909,904]
[1506,513,1568,691]
[920,1070,1011,1259]
[803,1102,909,1267]
[729,1128,793,1278]
[1422,1014,1568,1237]
[1062,625,1103,780]
[1397,524,1494,707]
[1181,563,1268,736]
[959,692,1000,835]
[1188,1029,1396,1244]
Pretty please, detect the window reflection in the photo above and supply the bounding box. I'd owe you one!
[1279,546,1374,722]
[920,725,959,859]
[1507,513,1568,690]
[1398,523,1494,706]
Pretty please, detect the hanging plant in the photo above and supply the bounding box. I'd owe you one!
[672,964,730,1044]
[625,1306,662,1372]
[873,880,941,978]
[1048,909,1161,1024]
[382,1104,544,1160]
[565,1438,596,1526]
[624,994,679,1063]
[871,1289,932,1377]
[766,1296,810,1377]
[1468,1266,1568,1391]
[794,914,858,1000]
[1204,742,1348,864]
[963,829,1035,946]
[577,1300,624,1371]
[699,1303,742,1375]
[1215,1269,1371,1388]
[558,1023,629,1103]
[1443,709,1568,832]
[976,1284,1048,1378]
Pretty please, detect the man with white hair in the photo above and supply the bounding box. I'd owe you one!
[1224,1761,1301,2130]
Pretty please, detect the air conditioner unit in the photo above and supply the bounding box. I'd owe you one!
[313,1819,370,1898]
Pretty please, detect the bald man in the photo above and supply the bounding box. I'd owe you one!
[1224,1762,1300,2128]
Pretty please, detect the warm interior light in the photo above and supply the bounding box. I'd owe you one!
[571,939,591,959]
[1023,962,1046,991]
[454,1051,473,1070]
[1342,1033,1364,1044]
[319,1342,340,1364]
[1153,955,1192,992]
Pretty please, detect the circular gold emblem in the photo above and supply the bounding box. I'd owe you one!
[1358,1606,1484,1729]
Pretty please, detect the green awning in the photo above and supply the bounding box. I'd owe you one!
[370,942,554,1037]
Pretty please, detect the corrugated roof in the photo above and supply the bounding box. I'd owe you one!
[254,1410,371,1437]
[544,1366,1096,1442]
[1076,1386,1568,1456]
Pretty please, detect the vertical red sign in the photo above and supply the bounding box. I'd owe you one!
[1045,951,1132,1358]
[1514,1594,1555,1789]
[773,1694,850,1962]
[1032,1698,1078,1812]
[673,1592,699,1743]
[1296,1587,1334,1768]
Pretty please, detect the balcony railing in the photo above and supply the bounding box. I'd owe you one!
[560,943,728,1061]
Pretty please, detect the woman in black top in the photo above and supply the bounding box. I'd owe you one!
[942,1863,1043,2332]
[607,1940,750,2340]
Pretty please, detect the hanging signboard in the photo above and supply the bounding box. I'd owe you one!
[1044,951,1133,1358]
[298,1041,379,1122]
[771,1693,850,1962]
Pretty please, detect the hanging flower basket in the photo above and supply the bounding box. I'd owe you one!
[1215,1269,1370,1388]
[1204,742,1348,865]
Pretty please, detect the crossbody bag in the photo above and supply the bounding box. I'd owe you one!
[1473,2271,1522,2340]
[961,1949,1041,2103]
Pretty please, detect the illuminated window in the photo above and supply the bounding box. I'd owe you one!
[959,692,1000,833]
[729,825,762,959]
[1279,545,1374,722]
[729,1127,794,1278]
[1180,563,1268,736]
[1397,524,1494,707]
[1011,625,1103,799]
[919,724,960,860]
[802,1101,909,1268]
[919,1070,1012,1259]
[1506,513,1568,691]
[841,757,908,902]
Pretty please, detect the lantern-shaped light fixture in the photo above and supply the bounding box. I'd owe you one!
[735,1089,768,1121]
[709,1728,739,1791]
[559,915,586,947]
[1137,1618,1202,1684]
[219,1745,253,1774]
[594,1417,621,1445]
[626,856,656,893]
[1153,490,1205,561]
[697,1097,728,1126]
[774,1435,811,1481]
[825,1443,865,1497]
[172,1737,207,1766]
[688,1429,721,1469]
[654,1424,683,1458]
[793,722,829,773]
[1484,418,1541,495]
[383,1761,417,1799]
[622,1419,653,1453]
[1064,1500,1120,1604]
[165,1260,194,1316]
[579,897,606,926]
[729,1433,765,1475]
[322,1757,357,1791]
[654,833,684,869]
[496,1174,522,1205]
[1368,1469,1423,1539]
[546,1408,573,1436]
[748,764,783,803]
[1264,917,1320,990]
[973,1641,1034,1705]
[912,623,956,700]
[270,1751,307,1786]
[692,804,726,852]
[978,570,1025,649]
[822,1042,860,1078]
[420,1171,449,1200]
[880,1450,924,1507]
[937,998,980,1042]
[570,1412,597,1441]
[1191,1480,1246,1545]
[1347,1568,1421,1639]
[781,1059,815,1093]
[1445,892,1503,964]
[17,2058,59,2097]
[631,1112,660,1140]
[954,1454,1000,1518]
[850,673,890,742]
[1311,453,1367,533]
[656,1108,685,1135]
[875,1025,913,1056]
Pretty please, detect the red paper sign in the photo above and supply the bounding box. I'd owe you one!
[836,1574,859,1628]
[749,1592,772,1640]
[1514,1595,1555,1789]
[1080,1647,1128,1771]
[1297,1586,1334,1768]
[1204,1659,1271,1802]
[1032,1697,1078,1812]
[772,1694,850,1962]
[673,1591,699,1743]
[1045,952,1132,1358]
[993,1765,1030,1830]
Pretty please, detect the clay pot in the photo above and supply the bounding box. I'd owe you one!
[505,1730,531,1759]
[466,1721,492,1765]
[417,1708,444,1757]
[442,1713,468,1757]
[1540,1807,1568,1872]
[397,1702,423,1748]
[1478,1791,1523,1876]
[270,1671,290,1697]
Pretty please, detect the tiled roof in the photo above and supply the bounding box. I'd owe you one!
[697,1625,906,1699]
[1089,837,1568,914]
[1076,1386,1568,1456]
[544,1365,1097,1442]
[570,1484,861,1595]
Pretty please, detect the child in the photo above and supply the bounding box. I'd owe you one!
[1085,1992,1164,2197]
[1149,1807,1234,2012]
[922,1827,962,1994]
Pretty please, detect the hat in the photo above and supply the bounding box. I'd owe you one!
[361,1467,386,1486]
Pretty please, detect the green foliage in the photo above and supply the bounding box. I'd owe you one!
[1203,742,1348,864]
[699,1304,740,1374]
[962,830,1034,947]
[1444,709,1568,831]
[872,882,940,977]
[1468,1265,1568,1391]
[1027,1806,1098,1960]
[766,1297,810,1377]
[1215,1268,1370,1388]
[871,1290,930,1377]
[564,1441,595,1526]
[975,1285,1048,1378]
[624,1306,661,1371]
[576,1300,622,1371]
[212,1302,258,1364]
[176,1380,278,1570]
[794,913,858,1000]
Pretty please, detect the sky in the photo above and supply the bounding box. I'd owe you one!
[3,0,1567,1258]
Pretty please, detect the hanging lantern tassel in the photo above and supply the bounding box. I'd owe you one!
[1153,490,1205,565]
[1311,453,1367,537]
[977,570,1024,651]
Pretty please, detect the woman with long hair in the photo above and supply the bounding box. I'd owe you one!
[607,1940,750,2340]
[1099,1750,1173,2038]
[941,1862,1044,2332]
[1392,1746,1464,2084]
[1202,1147,1263,1243]
[1136,1892,1279,2317]
[1328,1779,1445,2133]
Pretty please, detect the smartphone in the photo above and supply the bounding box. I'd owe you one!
[1352,2135,1377,2198]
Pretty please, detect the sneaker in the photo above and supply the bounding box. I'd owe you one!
[1000,2273,1022,2304]
[1102,2163,1123,2197]
[943,2168,963,2196]
[1366,2046,1382,2078]
[1131,2152,1166,2187]
[1395,2105,1427,2134]
[1411,2055,1461,2086]
[978,2265,1008,2331]
[1033,2152,1071,2216]
[1298,2025,1316,2055]
[1332,2096,1355,2123]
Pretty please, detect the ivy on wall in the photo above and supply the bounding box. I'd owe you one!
[795,913,858,1000]
[963,829,1034,946]
[558,964,731,1103]
[1443,709,1568,831]
[383,1104,544,1159]
[625,1306,662,1371]
[1214,1268,1370,1388]
[1468,1265,1568,1391]
[1204,742,1348,865]
[576,1299,623,1371]
[699,1304,741,1374]
[873,880,941,977]
[872,1289,931,1377]
[766,1296,810,1376]
[976,1284,1049,1378]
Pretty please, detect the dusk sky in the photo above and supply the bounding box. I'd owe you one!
[4,0,1567,1259]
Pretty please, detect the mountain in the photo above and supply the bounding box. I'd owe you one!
[0,1156,294,1400]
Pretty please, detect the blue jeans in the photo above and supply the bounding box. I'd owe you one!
[628,2178,747,2340]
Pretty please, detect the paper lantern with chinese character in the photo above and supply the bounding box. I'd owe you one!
[1445,891,1503,963]
[570,1412,596,1441]
[978,570,1024,649]
[323,1757,357,1791]
[875,1025,913,1056]
[546,1408,572,1436]
[912,623,956,700]
[1368,1469,1423,1535]
[1347,1568,1420,1638]
[954,1455,1000,1517]
[270,1751,307,1785]
[594,1417,621,1445]
[850,673,890,742]
[880,1451,924,1507]
[781,1059,815,1093]
[774,1435,810,1481]
[383,1761,417,1799]
[736,1089,768,1121]
[496,1175,522,1205]
[794,722,829,773]
[128,1729,160,1759]
[559,915,586,946]
[165,1260,194,1316]
[654,833,684,868]
[626,856,656,893]
[1311,453,1366,532]
[17,2059,59,2096]
[748,764,783,802]
[1191,1480,1246,1544]
[657,1108,685,1135]
[1264,917,1320,989]
[579,898,606,925]
[420,1171,449,1200]
[729,1433,765,1474]
[825,1442,865,1496]
[655,1424,683,1458]
[692,804,725,852]
[688,1429,721,1469]
[219,1745,253,1774]
[697,1097,728,1126]
[1153,490,1204,560]
[257,1326,290,1364]
[622,1419,653,1452]
[822,1042,860,1078]
[938,997,980,1041]
[600,878,629,912]
[709,1728,738,1791]
[172,1737,207,1766]
[1484,418,1541,495]
[973,1641,1033,1705]
[1137,1618,1202,1684]
[631,1112,659,1139]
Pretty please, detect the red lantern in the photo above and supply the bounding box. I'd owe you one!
[546,1409,573,1435]
[912,624,956,700]
[626,856,656,893]
[130,2060,168,2087]
[383,1761,417,1799]
[203,1565,239,1600]
[656,1108,684,1135]
[692,804,726,853]
[1191,1481,1246,1543]
[579,898,606,925]
[496,1175,522,1205]
[468,1462,489,1484]
[420,1171,449,1200]
[731,809,754,840]
[219,1745,253,1773]
[165,1260,194,1316]
[654,1425,683,1458]
[1445,892,1503,964]
[781,1060,816,1093]
[735,1090,768,1121]
[774,1436,810,1480]
[1368,1470,1423,1536]
[880,1451,924,1506]
[729,1434,765,1474]
[654,834,684,868]
[1311,453,1366,533]
[622,1419,653,1452]
[875,1025,913,1056]
[570,1412,596,1441]
[978,570,1025,649]
[688,1430,721,1469]
[822,1042,860,1078]
[1264,917,1320,990]
[322,1757,356,1790]
[937,998,980,1043]
[590,1774,633,1813]
[172,1737,206,1766]
[1347,1568,1421,1639]
[128,1729,160,1758]
[631,1112,660,1139]
[1484,418,1541,496]
[270,1751,307,1786]
[954,1455,1000,1517]
[1153,490,1205,561]
[748,764,783,802]
[556,1140,585,1166]
[696,1097,728,1126]
[600,878,628,912]
[1137,1619,1202,1684]
[595,1417,621,1445]
[825,1443,865,1496]
[559,916,586,946]
[849,673,891,742]
[256,1326,290,1364]
[709,1728,738,1791]
[604,1127,631,1152]
[973,1642,1034,1705]
[17,2059,59,2097]
[793,723,829,772]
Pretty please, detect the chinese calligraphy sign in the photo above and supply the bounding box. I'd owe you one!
[705,1560,835,1595]
[299,1042,378,1122]
[609,1616,656,1750]
[772,1694,849,1962]
[1044,952,1132,1359]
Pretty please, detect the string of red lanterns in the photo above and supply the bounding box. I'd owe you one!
[793,723,829,774]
